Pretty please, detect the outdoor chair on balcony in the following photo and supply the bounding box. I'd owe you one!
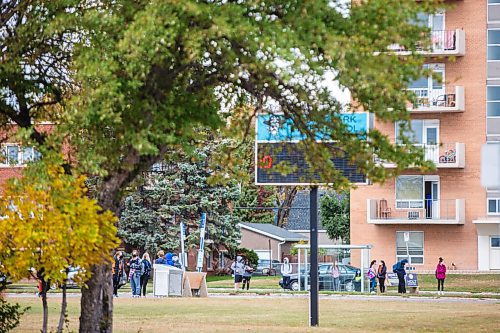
[433,94,456,108]
[378,199,392,219]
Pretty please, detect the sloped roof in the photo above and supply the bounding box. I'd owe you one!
[239,222,308,242]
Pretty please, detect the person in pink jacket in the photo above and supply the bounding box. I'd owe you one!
[436,257,447,295]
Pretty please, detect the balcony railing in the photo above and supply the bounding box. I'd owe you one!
[387,29,466,57]
[367,198,465,224]
[408,86,465,112]
[378,142,465,169]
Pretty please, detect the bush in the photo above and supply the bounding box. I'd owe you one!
[0,298,28,333]
[235,248,259,267]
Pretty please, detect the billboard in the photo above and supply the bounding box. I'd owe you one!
[255,113,369,186]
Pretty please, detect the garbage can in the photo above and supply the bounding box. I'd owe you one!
[153,264,183,297]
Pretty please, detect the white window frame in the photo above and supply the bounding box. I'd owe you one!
[206,251,213,270]
[488,29,500,80]
[487,85,500,119]
[488,1,500,24]
[491,236,500,248]
[487,192,500,215]
[0,144,40,167]
[396,231,424,265]
[395,175,440,209]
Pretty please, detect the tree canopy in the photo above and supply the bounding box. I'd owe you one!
[0,1,443,331]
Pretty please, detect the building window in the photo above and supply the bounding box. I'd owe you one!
[396,231,424,264]
[206,251,213,270]
[491,237,500,248]
[489,0,500,23]
[396,176,424,208]
[218,252,226,269]
[1,145,41,166]
[488,30,500,61]
[488,198,500,215]
[407,64,445,107]
[487,86,500,117]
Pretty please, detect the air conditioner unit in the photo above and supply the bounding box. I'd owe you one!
[407,211,420,220]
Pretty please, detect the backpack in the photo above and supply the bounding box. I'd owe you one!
[142,260,151,275]
[367,269,376,279]
[392,263,398,273]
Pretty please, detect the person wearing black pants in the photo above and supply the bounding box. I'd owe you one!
[378,260,387,293]
[140,252,152,297]
[112,251,123,297]
[394,259,408,294]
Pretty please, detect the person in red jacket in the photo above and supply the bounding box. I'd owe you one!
[436,257,447,295]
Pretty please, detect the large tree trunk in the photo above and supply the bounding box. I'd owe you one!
[79,148,165,332]
[79,264,113,333]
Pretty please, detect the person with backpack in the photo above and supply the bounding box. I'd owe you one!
[242,259,254,290]
[128,250,144,297]
[393,259,408,294]
[436,257,447,295]
[377,260,387,293]
[140,252,152,297]
[367,260,377,293]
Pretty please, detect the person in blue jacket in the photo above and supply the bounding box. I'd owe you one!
[393,259,408,294]
[166,252,174,266]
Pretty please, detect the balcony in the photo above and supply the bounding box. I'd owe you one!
[388,29,466,57]
[408,86,465,113]
[380,142,465,169]
[367,198,465,225]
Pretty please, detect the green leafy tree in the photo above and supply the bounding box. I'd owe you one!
[0,1,442,331]
[320,193,350,244]
[118,138,242,256]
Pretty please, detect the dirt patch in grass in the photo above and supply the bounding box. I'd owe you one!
[8,296,500,332]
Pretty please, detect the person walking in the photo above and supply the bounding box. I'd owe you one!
[393,259,408,294]
[242,259,253,291]
[112,251,124,297]
[436,257,447,295]
[140,252,152,297]
[128,250,144,297]
[230,256,245,291]
[367,260,377,293]
[331,261,340,291]
[281,257,293,290]
[378,260,387,293]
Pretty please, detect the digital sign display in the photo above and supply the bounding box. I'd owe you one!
[255,113,369,185]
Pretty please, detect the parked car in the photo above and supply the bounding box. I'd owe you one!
[253,259,282,276]
[279,263,358,292]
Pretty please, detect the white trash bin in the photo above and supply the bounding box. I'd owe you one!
[153,264,183,297]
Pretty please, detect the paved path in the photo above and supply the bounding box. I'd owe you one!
[5,292,499,304]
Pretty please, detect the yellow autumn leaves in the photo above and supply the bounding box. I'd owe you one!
[0,163,118,286]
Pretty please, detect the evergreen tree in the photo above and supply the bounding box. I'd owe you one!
[119,139,241,255]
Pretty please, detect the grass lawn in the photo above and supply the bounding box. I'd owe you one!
[8,296,500,332]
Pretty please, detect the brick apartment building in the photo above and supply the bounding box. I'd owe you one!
[351,0,500,271]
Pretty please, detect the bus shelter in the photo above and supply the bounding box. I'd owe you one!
[294,244,372,293]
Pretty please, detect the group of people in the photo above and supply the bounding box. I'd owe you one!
[112,250,152,297]
[367,257,447,294]
[113,249,182,297]
[230,256,254,291]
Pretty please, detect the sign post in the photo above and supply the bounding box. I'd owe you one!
[404,231,411,265]
[309,187,319,327]
[196,213,207,273]
[180,221,187,271]
[254,112,369,327]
